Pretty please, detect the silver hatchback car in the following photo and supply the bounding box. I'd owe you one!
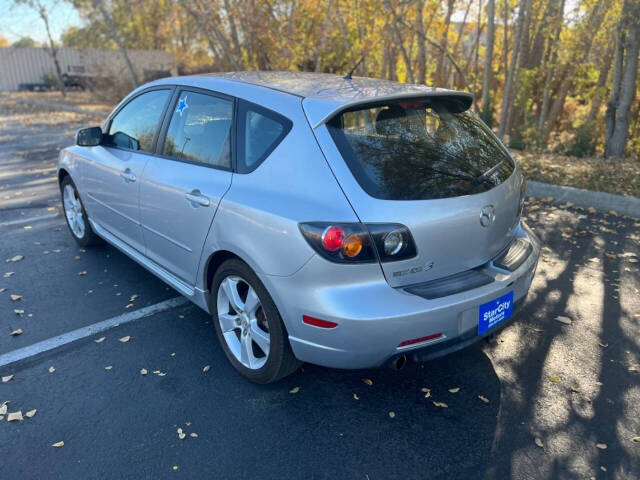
[58,71,540,383]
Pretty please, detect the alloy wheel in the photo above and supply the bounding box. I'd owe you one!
[216,275,270,370]
[63,184,86,239]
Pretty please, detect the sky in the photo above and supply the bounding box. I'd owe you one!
[0,0,83,43]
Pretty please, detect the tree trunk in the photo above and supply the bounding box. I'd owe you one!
[605,0,640,158]
[605,29,624,150]
[38,4,66,97]
[498,0,529,138]
[93,0,138,88]
[480,0,495,124]
[435,0,455,86]
[416,2,426,85]
[585,44,613,125]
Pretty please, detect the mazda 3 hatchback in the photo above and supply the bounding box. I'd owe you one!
[58,71,540,383]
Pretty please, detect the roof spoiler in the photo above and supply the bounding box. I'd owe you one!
[306,91,474,129]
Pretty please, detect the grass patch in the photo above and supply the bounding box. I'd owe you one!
[513,151,640,198]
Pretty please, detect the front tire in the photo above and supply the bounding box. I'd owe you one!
[60,176,102,247]
[211,259,300,383]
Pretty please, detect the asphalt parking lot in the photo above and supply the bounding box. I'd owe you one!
[1,96,639,480]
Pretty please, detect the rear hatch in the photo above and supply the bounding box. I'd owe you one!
[317,95,524,288]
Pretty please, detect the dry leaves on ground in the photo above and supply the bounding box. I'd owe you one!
[119,336,131,343]
[478,395,490,403]
[549,376,562,383]
[388,411,396,418]
[448,387,460,393]
[289,386,300,394]
[555,316,572,325]
[362,378,373,386]
[94,337,106,343]
[7,411,23,421]
[6,255,24,263]
[433,401,448,408]
[25,409,36,418]
[10,294,22,301]
[48,366,55,373]
[2,374,14,383]
[596,443,607,450]
[9,329,22,336]
[52,441,64,447]
[202,365,211,373]
[535,438,544,448]
[140,368,148,375]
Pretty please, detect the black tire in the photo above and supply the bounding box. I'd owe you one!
[211,259,301,384]
[60,176,103,248]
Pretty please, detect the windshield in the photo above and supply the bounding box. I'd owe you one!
[327,98,514,200]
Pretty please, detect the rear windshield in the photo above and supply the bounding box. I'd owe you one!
[327,98,514,200]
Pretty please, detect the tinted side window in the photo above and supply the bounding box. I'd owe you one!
[237,100,292,173]
[106,89,171,152]
[162,91,233,168]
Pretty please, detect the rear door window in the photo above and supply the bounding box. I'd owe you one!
[327,98,514,200]
[162,91,233,168]
[106,89,171,152]
[236,100,292,173]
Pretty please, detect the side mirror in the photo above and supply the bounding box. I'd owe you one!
[76,126,103,147]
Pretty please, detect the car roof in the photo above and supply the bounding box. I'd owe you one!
[154,71,474,128]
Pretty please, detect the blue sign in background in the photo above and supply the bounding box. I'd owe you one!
[478,291,514,334]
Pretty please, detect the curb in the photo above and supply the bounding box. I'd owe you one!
[526,180,640,218]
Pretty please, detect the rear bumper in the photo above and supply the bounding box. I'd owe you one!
[262,221,540,369]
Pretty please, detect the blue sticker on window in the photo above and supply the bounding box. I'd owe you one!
[478,291,514,334]
[176,95,189,116]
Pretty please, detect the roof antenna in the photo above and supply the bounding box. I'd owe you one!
[344,53,365,80]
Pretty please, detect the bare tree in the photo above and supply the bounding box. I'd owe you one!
[91,0,138,88]
[13,0,67,96]
[604,0,640,158]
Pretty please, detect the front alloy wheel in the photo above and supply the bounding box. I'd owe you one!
[60,176,102,247]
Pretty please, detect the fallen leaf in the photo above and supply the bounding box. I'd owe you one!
[601,466,607,472]
[119,336,131,343]
[177,428,186,440]
[629,366,639,373]
[448,387,460,393]
[7,255,24,263]
[25,409,36,418]
[48,366,55,373]
[632,436,640,443]
[289,386,300,394]
[52,441,64,448]
[129,294,139,302]
[140,368,147,375]
[599,342,608,348]
[433,401,448,408]
[0,288,5,293]
[202,365,211,373]
[10,329,22,336]
[362,378,373,386]
[10,294,22,301]
[94,337,106,343]
[2,374,14,383]
[478,395,490,403]
[14,309,24,315]
[125,304,133,309]
[190,432,198,438]
[596,443,607,450]
[0,404,7,415]
[555,316,572,325]
[104,365,113,370]
[570,386,581,393]
[7,411,23,421]
[535,437,544,448]
[3,272,15,278]
[353,393,359,400]
[388,411,396,418]
[549,376,562,383]
[78,271,87,276]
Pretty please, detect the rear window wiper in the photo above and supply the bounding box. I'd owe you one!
[473,158,507,185]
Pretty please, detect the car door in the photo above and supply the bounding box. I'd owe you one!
[82,88,173,253]
[138,88,234,284]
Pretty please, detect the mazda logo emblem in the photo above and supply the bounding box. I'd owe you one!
[480,205,496,227]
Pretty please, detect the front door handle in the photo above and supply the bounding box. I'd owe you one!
[120,169,136,182]
[185,190,210,207]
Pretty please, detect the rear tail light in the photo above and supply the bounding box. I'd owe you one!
[398,333,442,347]
[299,222,416,263]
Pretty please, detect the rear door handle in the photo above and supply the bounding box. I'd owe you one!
[120,169,136,182]
[185,190,210,207]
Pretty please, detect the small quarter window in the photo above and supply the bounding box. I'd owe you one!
[162,91,233,168]
[106,89,171,152]
[237,100,292,173]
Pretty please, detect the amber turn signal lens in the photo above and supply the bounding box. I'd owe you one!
[343,234,363,257]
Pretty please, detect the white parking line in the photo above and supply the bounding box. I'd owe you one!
[0,212,60,227]
[0,296,189,368]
